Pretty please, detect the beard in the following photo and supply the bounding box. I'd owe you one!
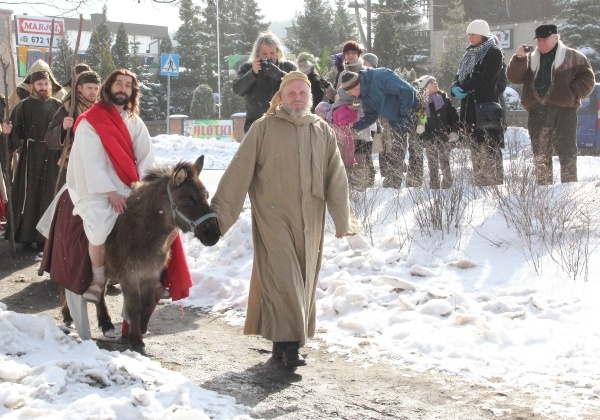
[32,87,51,100]
[110,91,130,106]
[282,102,311,117]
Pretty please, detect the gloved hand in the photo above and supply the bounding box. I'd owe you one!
[319,78,332,91]
[416,125,426,134]
[451,86,467,99]
[261,62,285,80]
[448,132,459,143]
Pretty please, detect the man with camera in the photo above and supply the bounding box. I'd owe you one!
[233,31,297,133]
[507,24,595,185]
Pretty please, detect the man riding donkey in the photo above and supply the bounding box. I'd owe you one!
[39,69,193,342]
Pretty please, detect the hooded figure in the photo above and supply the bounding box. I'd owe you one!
[8,59,65,109]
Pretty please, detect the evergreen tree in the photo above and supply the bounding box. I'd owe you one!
[173,0,205,114]
[98,43,116,80]
[94,5,113,47]
[331,0,357,52]
[85,31,103,71]
[111,23,131,69]
[190,84,215,119]
[434,0,469,94]
[372,0,426,71]
[130,34,143,76]
[138,71,164,121]
[220,79,246,118]
[52,33,74,84]
[159,34,174,56]
[237,0,269,55]
[559,0,600,79]
[287,0,336,56]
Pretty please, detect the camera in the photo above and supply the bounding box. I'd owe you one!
[523,45,533,53]
[260,59,270,70]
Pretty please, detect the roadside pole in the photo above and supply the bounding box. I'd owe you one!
[160,53,179,135]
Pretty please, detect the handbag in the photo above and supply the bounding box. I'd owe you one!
[475,102,503,130]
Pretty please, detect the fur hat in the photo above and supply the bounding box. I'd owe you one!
[466,19,490,37]
[413,75,435,90]
[534,24,558,39]
[362,53,378,68]
[341,71,360,91]
[342,40,362,56]
[76,70,102,86]
[63,63,93,87]
[29,70,50,84]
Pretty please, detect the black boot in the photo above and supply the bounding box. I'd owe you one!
[276,341,306,367]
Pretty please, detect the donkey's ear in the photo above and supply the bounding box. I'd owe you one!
[173,166,188,186]
[194,155,205,174]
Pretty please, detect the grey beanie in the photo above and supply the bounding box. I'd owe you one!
[362,53,378,68]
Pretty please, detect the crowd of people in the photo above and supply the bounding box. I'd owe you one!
[0,19,594,369]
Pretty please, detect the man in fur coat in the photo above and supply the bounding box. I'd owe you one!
[211,71,360,368]
[507,24,595,184]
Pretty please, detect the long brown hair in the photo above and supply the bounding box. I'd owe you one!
[98,69,140,115]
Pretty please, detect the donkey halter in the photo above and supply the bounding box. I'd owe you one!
[166,182,217,230]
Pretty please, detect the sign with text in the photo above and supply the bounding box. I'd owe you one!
[491,29,512,49]
[14,15,65,48]
[184,120,233,141]
[17,46,49,77]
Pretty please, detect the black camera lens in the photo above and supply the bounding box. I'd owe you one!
[260,59,270,69]
[523,46,532,52]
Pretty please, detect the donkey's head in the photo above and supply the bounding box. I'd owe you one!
[167,156,220,246]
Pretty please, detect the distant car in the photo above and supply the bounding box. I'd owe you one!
[577,83,600,155]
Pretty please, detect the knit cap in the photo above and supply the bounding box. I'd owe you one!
[341,72,360,91]
[342,40,362,56]
[362,53,378,68]
[413,75,435,90]
[466,19,490,37]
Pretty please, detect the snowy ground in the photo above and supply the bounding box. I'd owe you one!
[2,127,600,418]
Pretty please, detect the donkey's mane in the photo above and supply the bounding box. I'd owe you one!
[142,160,196,183]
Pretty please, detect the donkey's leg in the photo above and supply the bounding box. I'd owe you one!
[122,284,146,355]
[59,286,73,327]
[95,280,115,338]
[140,281,160,335]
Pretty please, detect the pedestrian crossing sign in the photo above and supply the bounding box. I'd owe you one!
[160,53,180,76]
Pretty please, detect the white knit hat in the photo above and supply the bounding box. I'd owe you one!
[466,19,490,37]
[413,75,435,90]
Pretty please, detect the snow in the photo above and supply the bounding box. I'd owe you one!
[2,128,600,418]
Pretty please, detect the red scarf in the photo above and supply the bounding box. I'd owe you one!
[76,103,193,302]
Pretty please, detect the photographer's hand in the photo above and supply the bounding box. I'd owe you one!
[251,59,262,75]
[262,62,285,81]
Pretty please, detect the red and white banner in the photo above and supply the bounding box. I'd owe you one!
[14,15,65,48]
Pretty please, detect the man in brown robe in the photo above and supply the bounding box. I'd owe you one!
[211,71,360,368]
[1,71,62,249]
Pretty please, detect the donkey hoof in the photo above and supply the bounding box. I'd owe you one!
[132,344,147,356]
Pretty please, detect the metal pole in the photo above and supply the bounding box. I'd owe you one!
[216,0,221,119]
[366,0,372,51]
[167,74,170,134]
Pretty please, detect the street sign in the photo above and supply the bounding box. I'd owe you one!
[160,53,179,77]
[14,15,65,48]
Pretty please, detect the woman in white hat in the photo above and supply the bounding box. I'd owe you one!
[451,19,505,186]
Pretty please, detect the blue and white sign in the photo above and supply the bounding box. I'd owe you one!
[160,53,180,76]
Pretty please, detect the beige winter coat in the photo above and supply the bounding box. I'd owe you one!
[211,109,360,346]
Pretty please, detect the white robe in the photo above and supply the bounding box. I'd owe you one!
[66,109,154,245]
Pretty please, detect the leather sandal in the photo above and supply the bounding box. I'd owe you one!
[82,279,105,303]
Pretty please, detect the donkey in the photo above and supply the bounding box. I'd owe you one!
[104,155,220,354]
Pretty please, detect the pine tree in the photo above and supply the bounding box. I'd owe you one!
[331,0,357,52]
[130,34,143,76]
[237,0,269,55]
[173,0,205,114]
[98,43,116,80]
[287,0,336,56]
[220,80,246,118]
[159,34,174,56]
[559,0,600,79]
[52,33,74,84]
[190,84,215,119]
[434,0,469,94]
[372,0,426,70]
[111,23,131,69]
[95,5,113,47]
[85,31,103,71]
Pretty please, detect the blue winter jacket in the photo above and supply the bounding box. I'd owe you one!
[352,68,419,132]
